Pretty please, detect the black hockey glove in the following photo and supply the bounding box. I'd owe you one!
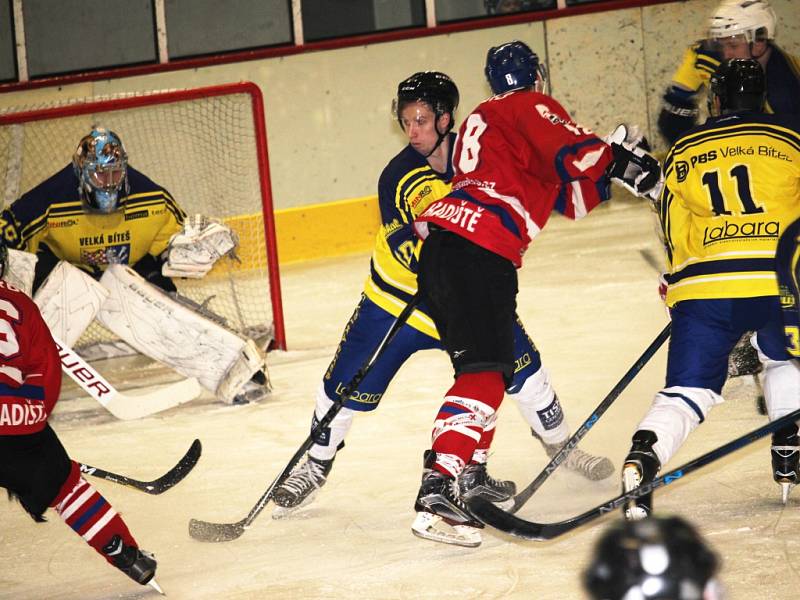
[658,87,699,145]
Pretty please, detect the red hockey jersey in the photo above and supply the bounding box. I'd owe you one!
[414,90,613,266]
[0,280,61,435]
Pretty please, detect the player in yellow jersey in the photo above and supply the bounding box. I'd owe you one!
[658,0,799,146]
[271,72,614,532]
[623,59,800,520]
[0,128,270,406]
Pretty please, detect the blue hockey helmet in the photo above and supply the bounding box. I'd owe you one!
[73,127,129,214]
[485,40,544,95]
[583,516,721,600]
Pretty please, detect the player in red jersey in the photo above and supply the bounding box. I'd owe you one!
[0,239,162,592]
[410,40,660,546]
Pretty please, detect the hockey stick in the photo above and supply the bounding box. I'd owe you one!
[53,335,203,420]
[468,406,800,541]
[189,294,422,542]
[508,322,671,513]
[79,439,202,494]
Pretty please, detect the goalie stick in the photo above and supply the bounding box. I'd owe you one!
[507,322,671,513]
[468,405,800,541]
[54,334,203,420]
[79,439,202,494]
[188,294,421,542]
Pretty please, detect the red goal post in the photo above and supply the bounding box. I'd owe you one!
[0,82,286,351]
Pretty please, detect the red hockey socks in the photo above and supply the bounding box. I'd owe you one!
[431,371,505,478]
[50,461,138,565]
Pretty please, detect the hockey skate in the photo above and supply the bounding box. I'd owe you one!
[534,430,615,481]
[232,370,272,405]
[271,455,333,518]
[771,425,799,504]
[458,462,517,510]
[102,535,162,593]
[412,470,484,548]
[621,430,660,521]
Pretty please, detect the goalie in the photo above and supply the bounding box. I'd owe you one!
[0,127,270,405]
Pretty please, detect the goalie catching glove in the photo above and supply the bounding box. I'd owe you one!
[605,124,663,202]
[162,214,239,279]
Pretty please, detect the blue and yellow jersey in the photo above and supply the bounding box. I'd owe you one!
[671,41,800,115]
[363,133,454,338]
[661,112,800,305]
[0,165,185,278]
[777,216,800,359]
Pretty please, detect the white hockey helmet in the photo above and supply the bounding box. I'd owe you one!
[708,0,777,43]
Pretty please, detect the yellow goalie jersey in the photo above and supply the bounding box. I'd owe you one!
[0,165,185,279]
[661,113,800,306]
[363,134,454,337]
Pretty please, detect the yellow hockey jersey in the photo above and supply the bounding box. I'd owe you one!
[0,165,185,279]
[363,135,454,338]
[661,113,800,305]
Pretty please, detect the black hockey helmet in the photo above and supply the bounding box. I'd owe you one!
[393,71,459,133]
[583,516,720,600]
[708,58,766,115]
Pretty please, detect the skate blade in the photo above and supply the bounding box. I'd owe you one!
[148,577,165,595]
[271,492,319,520]
[780,481,795,505]
[411,512,482,548]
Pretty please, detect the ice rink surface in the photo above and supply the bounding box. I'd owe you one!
[2,199,798,599]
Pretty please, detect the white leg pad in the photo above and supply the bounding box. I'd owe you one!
[96,264,265,402]
[637,386,724,466]
[752,336,800,420]
[308,383,355,461]
[33,261,109,347]
[509,366,569,444]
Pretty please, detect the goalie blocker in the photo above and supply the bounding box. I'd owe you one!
[33,260,269,405]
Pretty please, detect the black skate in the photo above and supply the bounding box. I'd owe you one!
[534,429,615,481]
[458,463,516,510]
[621,430,660,521]
[412,470,484,548]
[102,535,161,593]
[271,455,333,518]
[772,424,799,504]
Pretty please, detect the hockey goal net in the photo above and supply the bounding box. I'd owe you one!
[0,82,286,356]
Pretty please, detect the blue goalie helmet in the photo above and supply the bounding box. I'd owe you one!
[73,127,129,213]
[485,40,544,95]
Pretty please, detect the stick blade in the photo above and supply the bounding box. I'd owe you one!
[467,497,549,541]
[105,378,203,420]
[188,518,247,543]
[144,439,202,494]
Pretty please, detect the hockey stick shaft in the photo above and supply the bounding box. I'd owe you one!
[510,322,671,512]
[78,439,202,495]
[469,405,800,541]
[189,294,421,542]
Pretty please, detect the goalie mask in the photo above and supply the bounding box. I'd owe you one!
[583,516,722,600]
[73,128,130,214]
[485,40,548,95]
[708,0,776,45]
[708,58,766,116]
